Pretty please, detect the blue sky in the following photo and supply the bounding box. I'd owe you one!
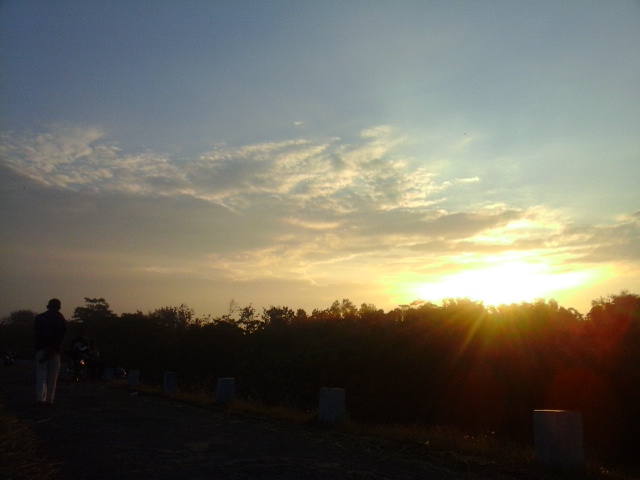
[1,1,639,318]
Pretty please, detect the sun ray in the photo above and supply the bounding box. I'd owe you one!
[399,253,606,307]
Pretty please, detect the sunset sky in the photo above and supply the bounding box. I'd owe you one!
[1,1,639,319]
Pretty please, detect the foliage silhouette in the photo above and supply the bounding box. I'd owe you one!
[2,292,639,467]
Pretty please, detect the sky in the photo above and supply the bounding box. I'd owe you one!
[1,1,639,319]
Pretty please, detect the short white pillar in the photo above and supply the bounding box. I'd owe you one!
[216,377,235,404]
[163,371,177,393]
[534,410,584,473]
[318,387,345,424]
[127,369,140,387]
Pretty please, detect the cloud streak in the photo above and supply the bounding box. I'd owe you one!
[1,126,454,210]
[1,125,638,314]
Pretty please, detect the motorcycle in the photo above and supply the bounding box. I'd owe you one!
[67,344,90,381]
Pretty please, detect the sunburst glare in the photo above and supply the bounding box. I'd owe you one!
[407,254,604,307]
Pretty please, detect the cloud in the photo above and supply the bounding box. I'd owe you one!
[0,125,456,212]
[2,125,638,312]
[565,213,640,264]
[0,126,189,195]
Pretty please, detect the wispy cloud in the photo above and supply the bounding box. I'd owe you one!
[1,125,459,209]
[2,125,638,312]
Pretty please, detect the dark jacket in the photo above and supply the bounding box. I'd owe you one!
[34,309,68,353]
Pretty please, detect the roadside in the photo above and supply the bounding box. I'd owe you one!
[2,363,463,480]
[3,363,608,480]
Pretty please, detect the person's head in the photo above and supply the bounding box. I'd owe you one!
[46,298,61,311]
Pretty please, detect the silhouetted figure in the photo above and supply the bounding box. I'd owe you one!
[87,340,105,380]
[1,346,14,366]
[34,298,67,404]
[68,329,90,381]
[70,329,89,352]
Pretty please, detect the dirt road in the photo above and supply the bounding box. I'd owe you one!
[2,364,464,480]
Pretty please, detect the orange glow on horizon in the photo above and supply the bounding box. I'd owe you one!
[394,255,609,308]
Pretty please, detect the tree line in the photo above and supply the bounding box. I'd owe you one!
[2,292,639,466]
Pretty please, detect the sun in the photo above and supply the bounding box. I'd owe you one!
[408,255,597,307]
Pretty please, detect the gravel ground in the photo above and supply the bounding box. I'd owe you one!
[2,364,467,480]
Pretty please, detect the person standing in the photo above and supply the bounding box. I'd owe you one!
[34,298,67,405]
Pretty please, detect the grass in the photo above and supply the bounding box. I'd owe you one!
[0,403,61,480]
[113,380,639,480]
[3,376,636,480]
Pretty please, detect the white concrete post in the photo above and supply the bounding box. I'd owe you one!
[534,410,584,473]
[318,387,345,424]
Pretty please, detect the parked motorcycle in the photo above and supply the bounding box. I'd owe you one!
[67,344,90,381]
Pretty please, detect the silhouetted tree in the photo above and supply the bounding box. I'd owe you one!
[0,310,36,357]
[4,292,640,466]
[1,309,36,326]
[149,304,195,329]
[73,298,116,324]
[262,306,295,328]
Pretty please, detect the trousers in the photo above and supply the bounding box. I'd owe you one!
[35,349,61,403]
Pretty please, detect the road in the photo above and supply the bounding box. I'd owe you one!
[2,364,464,480]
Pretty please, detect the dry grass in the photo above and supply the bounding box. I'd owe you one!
[0,403,61,480]
[113,381,639,480]
[227,397,316,423]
